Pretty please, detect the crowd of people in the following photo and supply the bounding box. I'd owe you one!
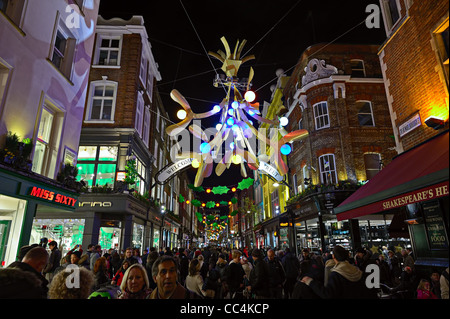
[0,239,448,300]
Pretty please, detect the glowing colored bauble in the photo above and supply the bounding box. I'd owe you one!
[231,101,239,109]
[186,200,190,204]
[232,154,242,165]
[231,187,237,192]
[280,144,292,155]
[200,142,211,154]
[202,203,206,207]
[244,90,256,102]
[216,203,220,207]
[206,189,211,193]
[228,202,232,205]
[216,123,223,131]
[192,159,200,168]
[227,118,235,126]
[229,142,235,150]
[213,105,221,113]
[177,109,187,120]
[231,124,239,132]
[279,117,289,127]
[228,109,234,116]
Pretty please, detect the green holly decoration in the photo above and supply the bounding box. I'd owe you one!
[230,197,238,204]
[206,201,216,208]
[220,201,228,206]
[196,212,203,222]
[191,199,202,207]
[237,177,254,190]
[219,215,228,220]
[178,194,185,203]
[230,210,239,216]
[188,184,205,192]
[212,186,230,195]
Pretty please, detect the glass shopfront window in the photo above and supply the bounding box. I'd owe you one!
[133,223,144,253]
[153,229,160,249]
[325,219,351,251]
[0,195,26,268]
[30,218,85,257]
[99,226,121,251]
[358,218,410,251]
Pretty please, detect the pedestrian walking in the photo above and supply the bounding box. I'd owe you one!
[247,248,270,299]
[226,250,246,299]
[265,249,285,299]
[43,241,61,283]
[93,256,110,290]
[185,259,206,298]
[48,266,94,299]
[301,245,377,299]
[281,247,300,299]
[118,263,152,299]
[90,244,102,270]
[440,267,449,299]
[0,246,49,299]
[111,260,130,287]
[178,248,190,286]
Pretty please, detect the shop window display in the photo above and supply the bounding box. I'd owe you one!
[99,226,121,251]
[76,146,118,188]
[30,219,85,257]
[132,223,144,253]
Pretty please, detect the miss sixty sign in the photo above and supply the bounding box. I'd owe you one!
[29,186,77,207]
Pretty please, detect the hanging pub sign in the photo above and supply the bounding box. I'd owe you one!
[28,186,77,207]
[155,158,194,184]
[422,200,449,250]
[258,161,283,182]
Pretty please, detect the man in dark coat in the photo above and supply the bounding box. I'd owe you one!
[1,246,49,299]
[265,249,286,298]
[43,241,61,283]
[178,248,190,285]
[248,248,270,299]
[282,248,300,298]
[301,245,377,299]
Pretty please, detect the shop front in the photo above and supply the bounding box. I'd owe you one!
[335,131,449,271]
[0,165,79,267]
[70,193,159,254]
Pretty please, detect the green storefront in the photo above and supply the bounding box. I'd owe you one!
[0,165,79,267]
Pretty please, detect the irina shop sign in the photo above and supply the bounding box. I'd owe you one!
[28,186,77,207]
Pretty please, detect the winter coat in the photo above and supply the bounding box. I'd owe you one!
[4,261,49,299]
[179,254,190,283]
[119,288,152,299]
[440,268,449,299]
[282,252,300,280]
[203,268,221,299]
[43,247,61,274]
[94,270,110,290]
[226,260,245,293]
[249,258,270,298]
[265,257,286,287]
[308,260,377,299]
[417,289,438,299]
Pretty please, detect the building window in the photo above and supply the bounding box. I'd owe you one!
[139,52,148,86]
[95,35,122,66]
[271,189,279,217]
[32,103,64,179]
[350,60,366,77]
[381,0,401,32]
[319,154,337,185]
[135,92,144,136]
[0,0,26,27]
[147,73,154,102]
[76,146,118,187]
[0,61,11,113]
[357,101,375,126]
[313,101,330,130]
[143,107,150,146]
[86,80,117,122]
[293,174,298,195]
[133,156,147,195]
[156,108,160,132]
[364,153,381,180]
[433,19,449,88]
[51,19,76,79]
[302,165,310,189]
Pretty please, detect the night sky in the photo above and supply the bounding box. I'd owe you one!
[98,0,387,204]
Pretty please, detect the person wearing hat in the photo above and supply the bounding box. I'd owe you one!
[354,247,369,271]
[43,241,61,283]
[301,245,377,299]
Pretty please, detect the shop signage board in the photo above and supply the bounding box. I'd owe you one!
[28,186,77,207]
[422,200,449,250]
[398,113,421,137]
[258,161,283,182]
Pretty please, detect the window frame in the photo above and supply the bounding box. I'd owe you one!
[318,153,338,185]
[143,106,151,147]
[49,16,77,80]
[0,0,27,30]
[76,145,119,188]
[93,34,123,67]
[350,59,366,78]
[135,92,144,137]
[380,0,402,35]
[313,101,330,130]
[85,80,118,123]
[356,100,375,127]
[364,152,382,180]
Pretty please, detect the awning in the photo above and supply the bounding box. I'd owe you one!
[335,130,449,221]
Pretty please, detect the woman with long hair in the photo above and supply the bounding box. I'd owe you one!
[119,263,152,299]
[185,258,206,298]
[111,260,130,287]
[93,257,109,290]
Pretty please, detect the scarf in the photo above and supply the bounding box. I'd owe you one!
[331,261,363,282]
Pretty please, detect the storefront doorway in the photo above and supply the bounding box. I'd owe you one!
[0,195,26,267]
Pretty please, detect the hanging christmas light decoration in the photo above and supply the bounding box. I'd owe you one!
[165,37,308,187]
